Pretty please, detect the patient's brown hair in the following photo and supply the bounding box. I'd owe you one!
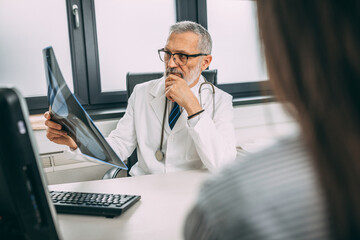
[256,1,360,239]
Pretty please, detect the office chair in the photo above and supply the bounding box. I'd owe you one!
[200,69,218,85]
[102,69,218,179]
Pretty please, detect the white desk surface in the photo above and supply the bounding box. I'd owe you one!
[49,169,210,240]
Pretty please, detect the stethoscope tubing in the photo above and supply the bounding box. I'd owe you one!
[159,99,168,153]
[199,81,216,119]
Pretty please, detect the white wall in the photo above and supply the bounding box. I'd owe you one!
[35,102,299,185]
[234,102,298,152]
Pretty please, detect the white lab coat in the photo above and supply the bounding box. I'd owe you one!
[106,76,237,176]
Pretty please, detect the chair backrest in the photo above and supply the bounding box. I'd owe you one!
[201,69,218,86]
[124,69,218,174]
[126,72,164,99]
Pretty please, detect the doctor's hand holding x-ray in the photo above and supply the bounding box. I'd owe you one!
[45,21,237,176]
[44,111,77,150]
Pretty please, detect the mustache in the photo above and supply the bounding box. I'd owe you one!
[165,68,184,78]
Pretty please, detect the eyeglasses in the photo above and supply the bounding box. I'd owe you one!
[158,48,208,66]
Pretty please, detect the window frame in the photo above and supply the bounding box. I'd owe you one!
[26,0,272,117]
[27,0,91,114]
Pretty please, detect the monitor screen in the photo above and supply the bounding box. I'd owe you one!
[43,46,127,170]
[0,88,61,240]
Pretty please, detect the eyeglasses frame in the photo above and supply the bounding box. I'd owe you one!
[157,48,208,66]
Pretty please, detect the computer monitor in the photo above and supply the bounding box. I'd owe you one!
[0,88,61,240]
[43,46,127,170]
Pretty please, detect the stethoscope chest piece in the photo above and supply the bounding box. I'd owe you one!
[155,150,164,161]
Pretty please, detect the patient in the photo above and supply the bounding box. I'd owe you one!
[184,0,360,239]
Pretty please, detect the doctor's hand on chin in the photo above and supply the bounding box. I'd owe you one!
[165,73,202,116]
[44,111,78,150]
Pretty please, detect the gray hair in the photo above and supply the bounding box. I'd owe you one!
[168,21,212,54]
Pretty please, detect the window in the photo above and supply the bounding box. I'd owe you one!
[0,0,74,97]
[94,0,176,92]
[207,0,268,84]
[2,0,273,116]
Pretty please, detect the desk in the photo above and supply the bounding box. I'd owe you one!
[49,170,210,240]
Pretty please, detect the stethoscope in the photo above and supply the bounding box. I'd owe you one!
[155,77,215,161]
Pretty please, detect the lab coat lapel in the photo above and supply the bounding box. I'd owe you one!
[150,77,170,134]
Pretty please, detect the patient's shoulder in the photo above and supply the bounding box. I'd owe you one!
[197,134,329,239]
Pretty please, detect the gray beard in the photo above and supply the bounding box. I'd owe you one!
[186,65,202,86]
[165,63,202,86]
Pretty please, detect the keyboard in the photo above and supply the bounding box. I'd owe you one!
[50,191,141,218]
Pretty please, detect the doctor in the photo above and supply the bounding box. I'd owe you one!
[45,21,237,176]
